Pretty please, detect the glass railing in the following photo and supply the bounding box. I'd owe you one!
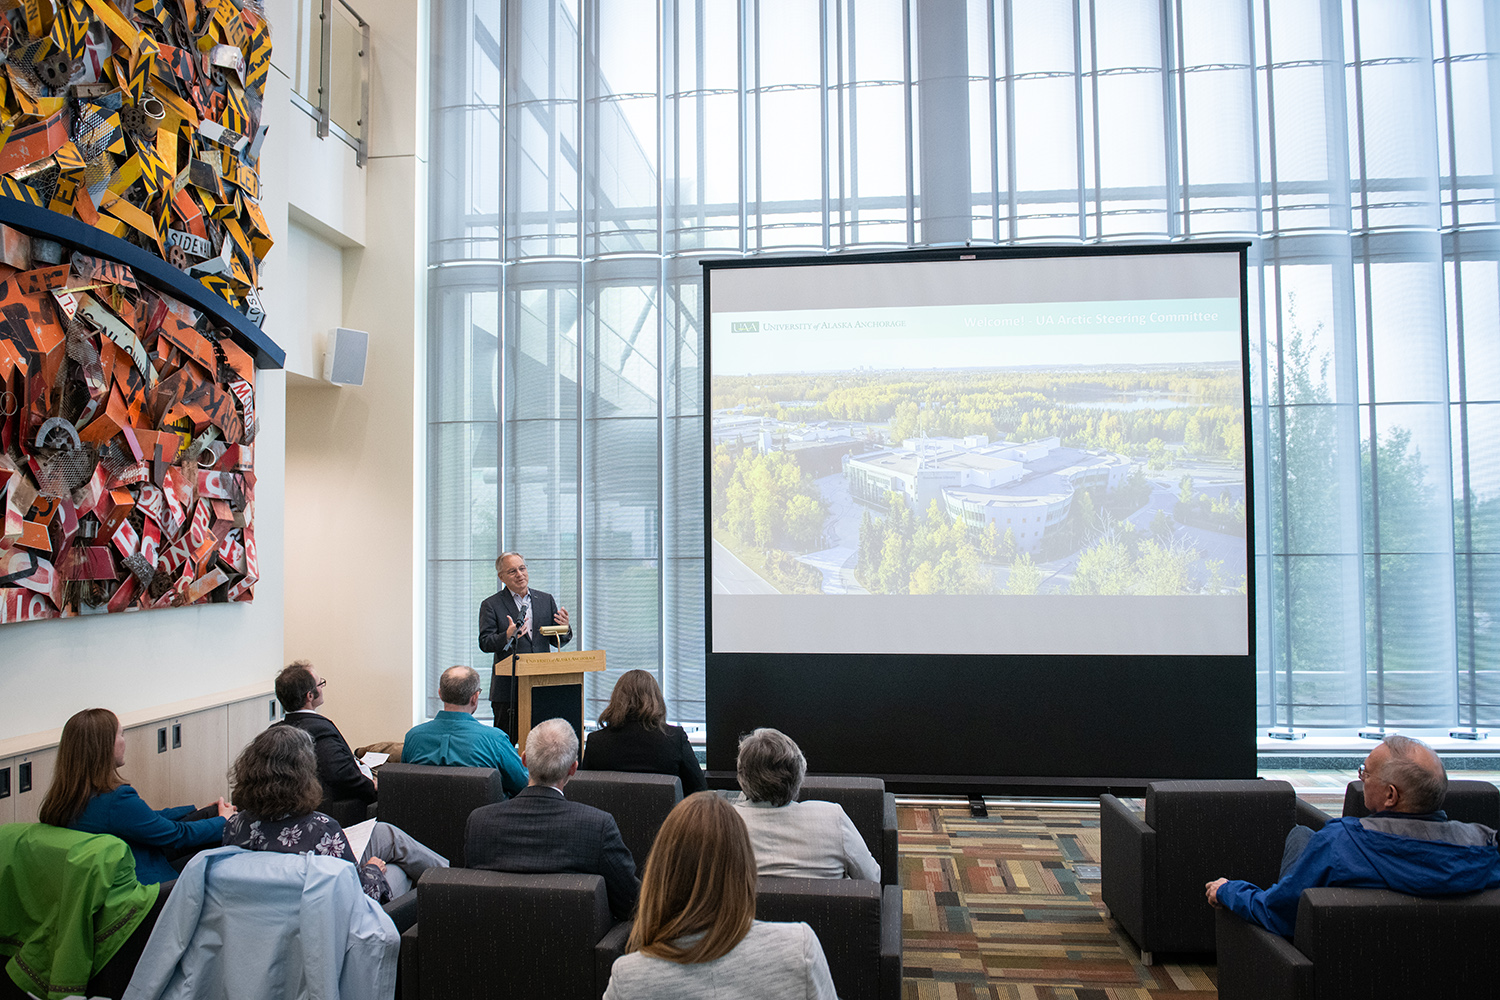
[292,0,370,165]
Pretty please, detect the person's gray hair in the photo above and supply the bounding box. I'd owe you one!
[1379,734,1448,813]
[438,665,481,705]
[736,728,807,807]
[495,551,524,575]
[526,718,578,786]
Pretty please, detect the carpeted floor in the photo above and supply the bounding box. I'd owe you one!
[896,772,1500,998]
[899,801,1217,999]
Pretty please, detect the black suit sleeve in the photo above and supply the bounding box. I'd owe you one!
[313,722,376,803]
[479,593,508,656]
[674,728,707,794]
[596,814,640,921]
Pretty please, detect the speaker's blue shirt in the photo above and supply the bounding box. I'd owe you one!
[400,711,528,795]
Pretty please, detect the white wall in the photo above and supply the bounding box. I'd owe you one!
[0,0,423,748]
[281,0,427,750]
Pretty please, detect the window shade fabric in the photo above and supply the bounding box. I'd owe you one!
[428,0,1500,733]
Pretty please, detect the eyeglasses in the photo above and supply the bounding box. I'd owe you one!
[316,679,328,688]
[1358,764,1372,781]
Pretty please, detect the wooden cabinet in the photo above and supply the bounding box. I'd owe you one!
[1,687,277,823]
[226,694,282,770]
[116,693,278,812]
[121,723,172,807]
[0,761,14,824]
[169,708,229,807]
[10,747,58,824]
[120,710,228,810]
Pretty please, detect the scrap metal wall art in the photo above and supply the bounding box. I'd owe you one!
[0,0,273,325]
[0,224,260,622]
[0,0,273,623]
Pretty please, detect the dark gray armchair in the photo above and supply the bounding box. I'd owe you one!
[1340,778,1500,828]
[1216,886,1500,1000]
[797,775,899,888]
[400,868,622,1000]
[755,875,902,1000]
[376,762,506,866]
[563,770,684,872]
[1100,779,1300,962]
[318,795,374,830]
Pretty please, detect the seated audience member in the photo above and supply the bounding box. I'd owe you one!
[1207,734,1500,937]
[275,660,377,806]
[40,707,231,885]
[733,727,880,881]
[465,717,639,920]
[401,665,528,795]
[603,791,837,1000]
[581,669,707,793]
[224,725,448,901]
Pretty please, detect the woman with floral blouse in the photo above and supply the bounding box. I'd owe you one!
[224,725,447,900]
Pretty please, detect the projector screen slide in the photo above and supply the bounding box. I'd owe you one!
[707,248,1250,659]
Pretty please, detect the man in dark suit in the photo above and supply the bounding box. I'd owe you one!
[479,551,572,738]
[464,717,638,921]
[275,661,377,805]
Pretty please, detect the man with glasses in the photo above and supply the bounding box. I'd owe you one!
[1205,734,1500,938]
[276,660,378,807]
[478,551,572,740]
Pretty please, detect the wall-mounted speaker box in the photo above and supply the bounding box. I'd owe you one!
[323,327,369,386]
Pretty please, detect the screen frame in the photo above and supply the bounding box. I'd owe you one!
[702,241,1256,793]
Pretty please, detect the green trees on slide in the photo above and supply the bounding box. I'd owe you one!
[713,367,1244,460]
[857,497,989,595]
[1067,521,1221,596]
[714,446,827,551]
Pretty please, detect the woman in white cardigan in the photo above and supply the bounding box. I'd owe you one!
[603,791,838,1000]
[732,727,881,881]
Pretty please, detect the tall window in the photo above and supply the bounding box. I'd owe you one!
[428,0,1500,734]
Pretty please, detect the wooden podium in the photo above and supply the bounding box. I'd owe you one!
[512,649,606,752]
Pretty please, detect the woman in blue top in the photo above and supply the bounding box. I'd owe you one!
[38,708,233,884]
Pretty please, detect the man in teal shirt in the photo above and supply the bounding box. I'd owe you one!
[403,666,529,795]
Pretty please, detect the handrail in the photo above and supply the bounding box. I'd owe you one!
[317,0,371,166]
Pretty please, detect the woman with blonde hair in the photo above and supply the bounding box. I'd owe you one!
[580,669,706,793]
[40,708,232,884]
[603,791,837,999]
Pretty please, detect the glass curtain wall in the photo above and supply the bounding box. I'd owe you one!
[427,0,1500,734]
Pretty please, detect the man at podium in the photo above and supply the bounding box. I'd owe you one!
[479,551,572,739]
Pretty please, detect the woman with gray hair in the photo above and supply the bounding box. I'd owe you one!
[733,728,880,881]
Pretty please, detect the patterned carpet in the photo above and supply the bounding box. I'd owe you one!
[896,772,1500,998]
[898,801,1216,1000]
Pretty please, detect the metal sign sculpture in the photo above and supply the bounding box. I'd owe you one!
[0,224,258,622]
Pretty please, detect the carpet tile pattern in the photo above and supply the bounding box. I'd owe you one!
[895,772,1500,997]
[899,803,1217,999]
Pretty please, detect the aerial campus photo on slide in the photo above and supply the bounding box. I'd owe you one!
[710,296,1248,602]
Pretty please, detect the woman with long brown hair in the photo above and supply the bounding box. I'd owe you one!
[580,669,706,793]
[602,791,836,999]
[39,708,232,885]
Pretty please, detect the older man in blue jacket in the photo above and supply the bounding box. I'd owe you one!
[1206,734,1500,938]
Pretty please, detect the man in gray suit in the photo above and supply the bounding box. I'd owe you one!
[464,717,639,921]
[478,552,573,739]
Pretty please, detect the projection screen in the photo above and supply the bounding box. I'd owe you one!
[704,244,1255,790]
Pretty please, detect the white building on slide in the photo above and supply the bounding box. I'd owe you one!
[844,435,1133,553]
